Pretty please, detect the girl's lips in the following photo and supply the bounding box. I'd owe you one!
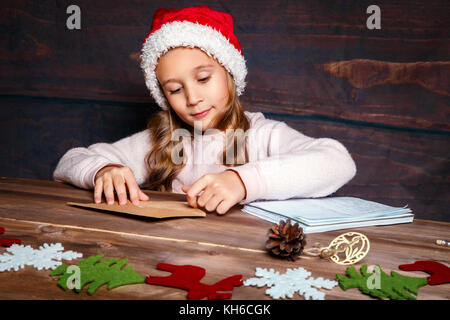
[193,108,211,118]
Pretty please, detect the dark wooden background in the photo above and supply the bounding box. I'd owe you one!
[0,0,448,221]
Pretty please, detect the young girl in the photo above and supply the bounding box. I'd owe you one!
[53,5,357,215]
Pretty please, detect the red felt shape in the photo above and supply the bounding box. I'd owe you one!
[399,260,450,285]
[0,227,21,247]
[146,263,243,300]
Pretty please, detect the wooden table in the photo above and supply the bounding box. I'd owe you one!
[0,177,448,300]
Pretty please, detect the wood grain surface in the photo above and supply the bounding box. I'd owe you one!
[0,178,448,300]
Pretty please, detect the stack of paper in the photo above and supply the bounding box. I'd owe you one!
[242,197,414,233]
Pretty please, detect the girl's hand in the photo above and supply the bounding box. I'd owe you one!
[94,165,150,206]
[181,170,247,215]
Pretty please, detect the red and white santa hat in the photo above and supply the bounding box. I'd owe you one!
[140,4,247,110]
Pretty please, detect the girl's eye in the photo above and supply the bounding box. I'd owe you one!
[169,77,209,94]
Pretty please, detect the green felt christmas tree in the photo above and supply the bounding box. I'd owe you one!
[336,264,428,300]
[50,254,145,295]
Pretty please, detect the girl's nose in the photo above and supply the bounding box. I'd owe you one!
[185,85,203,107]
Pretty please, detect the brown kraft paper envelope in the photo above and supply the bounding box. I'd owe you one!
[66,200,206,219]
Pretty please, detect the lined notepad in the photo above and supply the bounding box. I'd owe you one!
[242,197,414,233]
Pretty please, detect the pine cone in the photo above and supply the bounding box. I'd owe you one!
[265,219,306,261]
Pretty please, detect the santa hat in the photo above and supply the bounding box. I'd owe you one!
[140,4,247,110]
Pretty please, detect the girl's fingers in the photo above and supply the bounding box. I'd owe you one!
[139,189,150,201]
[215,198,232,215]
[184,177,208,208]
[94,179,104,203]
[112,174,127,205]
[204,194,223,213]
[197,187,214,208]
[123,170,141,205]
[94,167,149,206]
[103,177,115,204]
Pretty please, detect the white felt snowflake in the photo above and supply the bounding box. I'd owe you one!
[0,243,82,272]
[244,267,338,300]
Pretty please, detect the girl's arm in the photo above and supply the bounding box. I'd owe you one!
[53,129,151,190]
[230,121,357,204]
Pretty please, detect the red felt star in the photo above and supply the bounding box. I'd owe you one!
[0,227,21,247]
[399,260,450,285]
[146,263,243,300]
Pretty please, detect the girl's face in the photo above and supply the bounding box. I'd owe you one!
[155,47,230,131]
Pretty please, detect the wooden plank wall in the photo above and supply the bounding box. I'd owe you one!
[0,0,448,221]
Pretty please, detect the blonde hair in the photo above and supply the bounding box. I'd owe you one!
[143,71,250,192]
